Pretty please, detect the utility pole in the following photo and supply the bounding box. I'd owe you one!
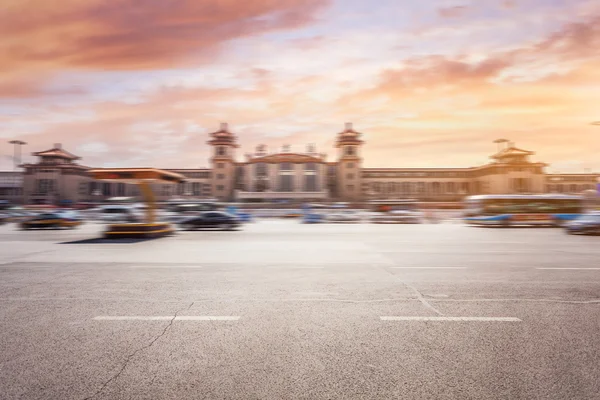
[8,140,27,170]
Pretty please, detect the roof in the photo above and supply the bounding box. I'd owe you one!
[491,146,534,159]
[88,168,186,183]
[33,147,80,160]
[247,153,324,164]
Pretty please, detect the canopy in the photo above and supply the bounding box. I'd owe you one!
[88,168,186,184]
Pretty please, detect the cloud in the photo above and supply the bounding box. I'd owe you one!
[0,0,330,74]
[438,5,470,18]
[379,56,510,91]
[501,0,516,9]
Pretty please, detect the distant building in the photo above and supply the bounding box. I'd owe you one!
[0,171,23,204]
[10,123,600,205]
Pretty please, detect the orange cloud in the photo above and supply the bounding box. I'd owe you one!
[438,5,470,18]
[0,0,330,74]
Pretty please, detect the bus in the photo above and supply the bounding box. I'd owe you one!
[463,194,583,227]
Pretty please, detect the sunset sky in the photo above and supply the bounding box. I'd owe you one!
[1,0,599,172]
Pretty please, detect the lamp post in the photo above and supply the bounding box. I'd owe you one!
[8,140,27,170]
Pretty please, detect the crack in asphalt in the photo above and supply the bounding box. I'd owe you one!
[379,265,445,315]
[82,301,195,400]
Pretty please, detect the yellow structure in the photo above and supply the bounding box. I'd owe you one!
[88,168,185,239]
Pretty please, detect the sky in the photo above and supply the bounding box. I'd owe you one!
[1,0,599,172]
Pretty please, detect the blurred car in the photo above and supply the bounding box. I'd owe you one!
[0,213,8,225]
[98,205,142,223]
[282,210,302,218]
[564,212,600,235]
[370,210,422,224]
[179,211,240,230]
[4,208,37,223]
[20,211,82,230]
[325,210,362,223]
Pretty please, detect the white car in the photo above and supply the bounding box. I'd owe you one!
[98,205,143,223]
[370,210,422,224]
[325,210,362,223]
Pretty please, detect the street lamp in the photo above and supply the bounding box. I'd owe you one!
[8,140,27,170]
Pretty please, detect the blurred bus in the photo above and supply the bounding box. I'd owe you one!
[463,194,583,227]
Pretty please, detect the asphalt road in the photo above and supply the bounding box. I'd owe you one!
[0,220,599,399]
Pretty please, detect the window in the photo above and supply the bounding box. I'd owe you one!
[102,182,111,196]
[217,163,225,168]
[304,175,318,192]
[305,163,317,171]
[345,146,355,156]
[347,173,354,180]
[78,182,87,195]
[217,174,225,179]
[216,147,226,156]
[347,163,354,168]
[256,163,267,177]
[162,185,171,196]
[280,163,292,171]
[117,183,126,196]
[387,182,395,194]
[216,185,224,191]
[37,179,55,194]
[192,182,201,195]
[279,175,294,192]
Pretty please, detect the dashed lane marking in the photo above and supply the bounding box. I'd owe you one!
[94,316,240,321]
[380,316,521,322]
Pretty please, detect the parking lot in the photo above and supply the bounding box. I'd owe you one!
[1,220,599,399]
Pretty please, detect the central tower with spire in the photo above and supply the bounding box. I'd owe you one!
[335,122,364,201]
[208,122,239,201]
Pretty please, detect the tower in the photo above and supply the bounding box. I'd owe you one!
[208,122,239,201]
[335,122,364,201]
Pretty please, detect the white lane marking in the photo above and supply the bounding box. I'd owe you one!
[380,316,521,322]
[536,268,600,270]
[94,316,240,321]
[129,266,203,269]
[391,267,467,270]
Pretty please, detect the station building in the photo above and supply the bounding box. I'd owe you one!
[5,123,600,205]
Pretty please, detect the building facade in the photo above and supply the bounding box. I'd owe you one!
[2,123,598,205]
[0,171,23,204]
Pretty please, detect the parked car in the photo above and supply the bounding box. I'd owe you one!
[564,212,600,235]
[20,211,83,230]
[179,211,240,230]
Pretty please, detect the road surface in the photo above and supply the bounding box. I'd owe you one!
[0,221,599,399]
